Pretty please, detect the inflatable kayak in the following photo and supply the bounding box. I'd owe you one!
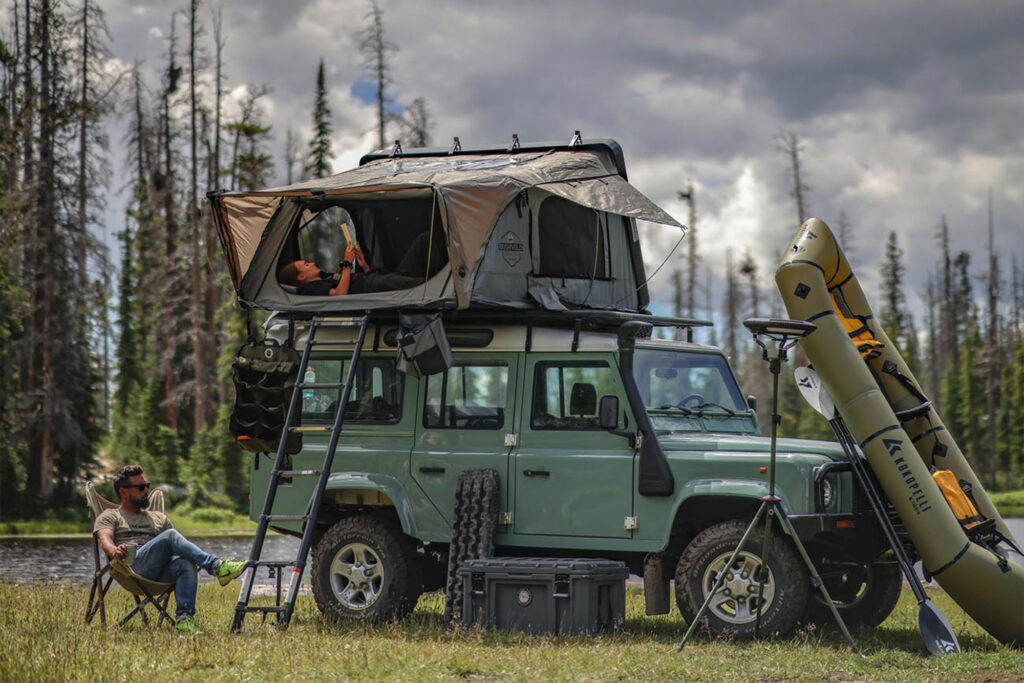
[776,218,1024,646]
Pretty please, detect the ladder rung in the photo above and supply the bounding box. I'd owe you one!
[263,514,309,522]
[250,560,296,567]
[244,605,288,613]
[274,469,322,478]
[318,316,368,325]
[308,339,357,347]
[300,381,348,389]
[290,425,333,433]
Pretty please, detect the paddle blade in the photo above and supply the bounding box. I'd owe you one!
[794,366,836,420]
[919,600,961,655]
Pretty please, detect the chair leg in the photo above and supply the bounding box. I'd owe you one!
[86,575,114,626]
[155,591,175,627]
[118,596,146,628]
[85,577,99,624]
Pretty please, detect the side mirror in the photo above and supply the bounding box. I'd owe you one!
[746,395,757,411]
[599,395,619,430]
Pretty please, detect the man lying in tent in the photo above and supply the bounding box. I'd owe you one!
[277,230,442,296]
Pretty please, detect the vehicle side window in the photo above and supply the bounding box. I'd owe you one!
[301,357,403,424]
[531,361,616,430]
[424,363,508,430]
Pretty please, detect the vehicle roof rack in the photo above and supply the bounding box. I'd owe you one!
[360,138,629,180]
[268,308,712,343]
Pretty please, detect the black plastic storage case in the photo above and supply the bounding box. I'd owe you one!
[458,557,628,635]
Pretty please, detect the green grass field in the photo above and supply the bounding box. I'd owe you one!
[1,582,1020,681]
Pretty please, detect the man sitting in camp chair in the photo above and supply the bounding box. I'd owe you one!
[278,230,440,296]
[93,465,247,633]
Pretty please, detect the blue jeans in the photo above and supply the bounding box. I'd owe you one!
[131,529,220,620]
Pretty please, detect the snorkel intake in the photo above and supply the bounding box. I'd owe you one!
[618,321,674,496]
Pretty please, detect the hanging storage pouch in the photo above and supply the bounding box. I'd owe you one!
[230,339,303,454]
[395,313,454,378]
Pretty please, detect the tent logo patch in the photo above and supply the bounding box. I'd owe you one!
[498,230,524,267]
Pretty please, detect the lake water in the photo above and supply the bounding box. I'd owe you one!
[0,532,308,591]
[1,520,1022,587]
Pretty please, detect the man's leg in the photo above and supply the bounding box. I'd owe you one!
[132,529,219,579]
[155,556,199,621]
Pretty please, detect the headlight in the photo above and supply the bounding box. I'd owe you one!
[821,478,834,508]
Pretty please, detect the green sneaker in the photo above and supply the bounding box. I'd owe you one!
[175,615,201,634]
[215,558,247,586]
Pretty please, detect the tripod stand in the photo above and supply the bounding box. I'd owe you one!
[678,318,859,654]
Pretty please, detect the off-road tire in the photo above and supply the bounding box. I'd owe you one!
[311,515,419,623]
[443,468,500,625]
[675,520,809,640]
[806,557,902,628]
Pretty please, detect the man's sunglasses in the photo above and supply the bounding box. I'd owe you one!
[127,482,151,491]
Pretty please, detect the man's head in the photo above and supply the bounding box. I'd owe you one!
[113,464,150,510]
[278,260,322,287]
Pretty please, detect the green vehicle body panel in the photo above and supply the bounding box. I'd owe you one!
[248,335,858,557]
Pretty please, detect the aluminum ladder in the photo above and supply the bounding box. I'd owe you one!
[231,314,370,632]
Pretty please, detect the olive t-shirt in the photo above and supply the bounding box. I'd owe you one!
[93,508,173,547]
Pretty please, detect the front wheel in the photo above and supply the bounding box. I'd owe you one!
[675,520,809,639]
[311,515,420,623]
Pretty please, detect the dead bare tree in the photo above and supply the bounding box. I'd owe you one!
[777,130,810,229]
[678,181,699,317]
[358,0,396,149]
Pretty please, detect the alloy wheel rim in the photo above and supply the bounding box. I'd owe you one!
[701,550,775,624]
[329,542,384,610]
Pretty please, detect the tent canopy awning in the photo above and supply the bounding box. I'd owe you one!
[209,140,684,312]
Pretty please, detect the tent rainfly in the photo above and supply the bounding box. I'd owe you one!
[209,139,685,314]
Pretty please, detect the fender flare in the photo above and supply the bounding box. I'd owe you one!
[324,472,419,537]
[667,478,796,538]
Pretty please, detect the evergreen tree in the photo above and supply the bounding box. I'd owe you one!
[305,58,333,179]
[879,231,907,344]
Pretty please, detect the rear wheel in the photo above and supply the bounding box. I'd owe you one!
[311,515,420,622]
[675,520,809,639]
[806,557,902,627]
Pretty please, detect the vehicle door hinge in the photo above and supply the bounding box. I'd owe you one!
[624,515,638,530]
[635,432,644,450]
[504,433,518,447]
[502,512,513,526]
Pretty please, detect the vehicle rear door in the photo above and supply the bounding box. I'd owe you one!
[411,354,518,536]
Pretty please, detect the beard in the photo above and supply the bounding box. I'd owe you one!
[135,495,150,510]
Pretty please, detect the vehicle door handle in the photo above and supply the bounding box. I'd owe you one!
[418,466,446,474]
[523,469,550,477]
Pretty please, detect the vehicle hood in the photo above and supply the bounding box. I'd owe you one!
[658,432,847,461]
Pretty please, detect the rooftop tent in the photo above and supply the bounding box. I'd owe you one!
[209,139,684,313]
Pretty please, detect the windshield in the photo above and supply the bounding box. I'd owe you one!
[633,348,747,418]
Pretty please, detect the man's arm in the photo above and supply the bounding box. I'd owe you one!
[96,527,127,560]
[329,244,357,296]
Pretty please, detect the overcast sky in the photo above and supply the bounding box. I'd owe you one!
[91,0,1024,321]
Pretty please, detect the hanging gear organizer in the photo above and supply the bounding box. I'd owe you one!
[230,339,303,455]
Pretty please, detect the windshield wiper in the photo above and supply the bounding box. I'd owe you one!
[656,402,737,417]
[657,404,698,416]
[691,401,737,416]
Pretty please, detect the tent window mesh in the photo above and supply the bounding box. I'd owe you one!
[537,197,608,279]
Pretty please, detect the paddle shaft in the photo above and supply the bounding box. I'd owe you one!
[827,416,931,605]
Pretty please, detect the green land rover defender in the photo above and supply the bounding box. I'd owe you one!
[249,313,898,638]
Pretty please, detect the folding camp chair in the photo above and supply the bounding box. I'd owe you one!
[84,482,176,627]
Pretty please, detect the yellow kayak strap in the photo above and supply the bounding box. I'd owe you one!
[933,469,984,530]
[830,295,885,359]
